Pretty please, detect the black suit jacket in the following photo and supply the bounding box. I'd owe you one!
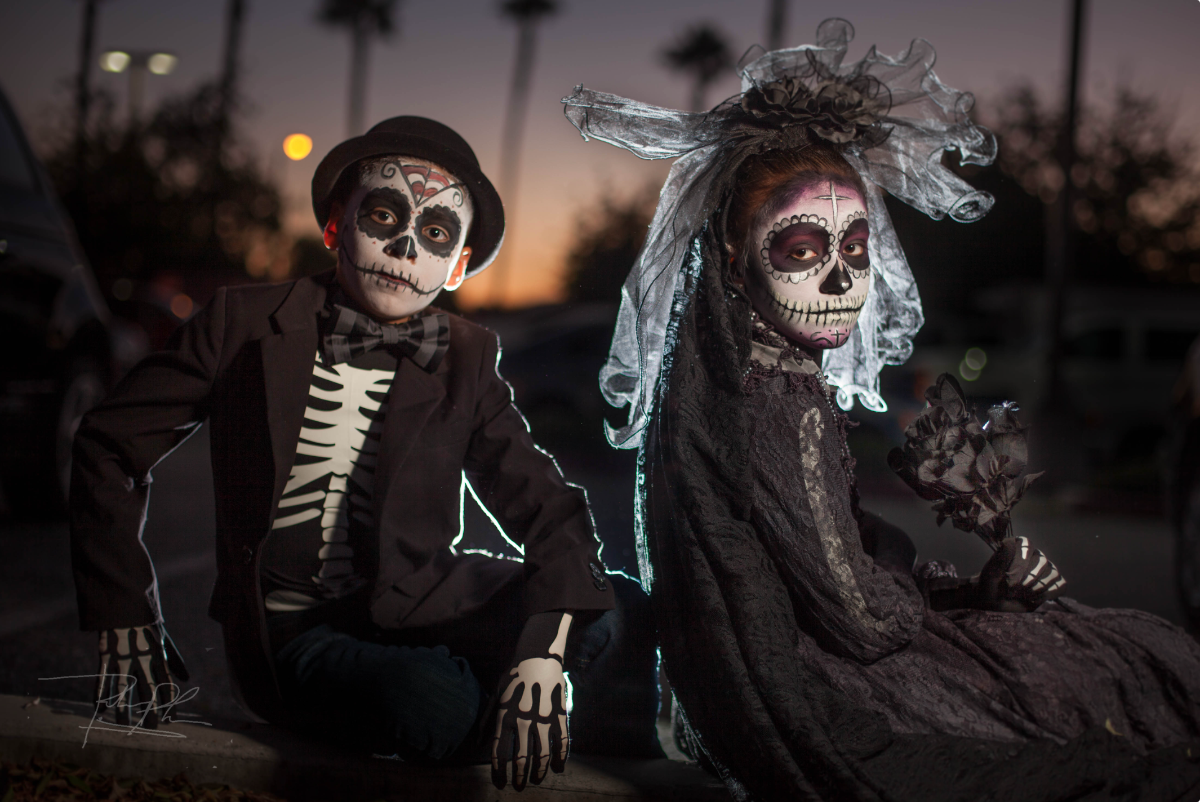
[70,271,612,720]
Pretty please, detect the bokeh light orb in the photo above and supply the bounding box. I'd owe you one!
[283,134,313,161]
[147,53,178,76]
[100,51,131,73]
[170,293,194,319]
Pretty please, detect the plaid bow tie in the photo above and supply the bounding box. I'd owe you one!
[322,304,450,371]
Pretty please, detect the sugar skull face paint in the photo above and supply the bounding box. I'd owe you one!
[336,157,474,321]
[744,179,870,349]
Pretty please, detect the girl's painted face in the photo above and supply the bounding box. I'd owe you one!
[336,157,474,321]
[743,178,870,350]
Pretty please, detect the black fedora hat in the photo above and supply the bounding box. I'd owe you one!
[311,117,504,277]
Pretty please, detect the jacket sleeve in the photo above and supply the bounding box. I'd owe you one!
[70,288,227,630]
[462,332,613,617]
[748,387,924,664]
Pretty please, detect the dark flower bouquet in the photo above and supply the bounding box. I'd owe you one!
[887,374,1043,551]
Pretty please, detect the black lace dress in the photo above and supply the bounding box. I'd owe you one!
[745,338,1200,750]
[639,242,1200,802]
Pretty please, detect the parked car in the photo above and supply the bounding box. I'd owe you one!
[0,86,112,514]
[471,303,618,453]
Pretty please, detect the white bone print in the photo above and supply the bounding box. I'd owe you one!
[266,352,393,608]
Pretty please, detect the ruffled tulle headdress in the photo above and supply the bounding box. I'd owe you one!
[563,18,997,448]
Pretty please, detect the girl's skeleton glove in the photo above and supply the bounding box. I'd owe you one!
[492,611,573,791]
[95,624,188,728]
[978,536,1067,612]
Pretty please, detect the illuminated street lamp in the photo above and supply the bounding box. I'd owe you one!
[100,49,178,122]
[282,133,313,161]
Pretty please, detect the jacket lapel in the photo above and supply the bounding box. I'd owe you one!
[261,274,329,517]
[372,358,447,527]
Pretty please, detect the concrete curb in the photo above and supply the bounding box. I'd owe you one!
[0,695,727,801]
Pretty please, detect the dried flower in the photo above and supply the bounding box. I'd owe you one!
[888,374,1043,550]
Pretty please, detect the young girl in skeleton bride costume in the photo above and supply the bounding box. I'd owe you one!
[564,20,1200,802]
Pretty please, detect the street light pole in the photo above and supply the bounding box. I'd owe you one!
[128,64,146,122]
[75,0,100,156]
[1045,0,1087,398]
[1031,0,1089,489]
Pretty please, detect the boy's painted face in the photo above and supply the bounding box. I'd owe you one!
[743,178,870,350]
[335,157,474,321]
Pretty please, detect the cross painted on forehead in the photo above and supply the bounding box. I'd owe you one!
[815,181,854,227]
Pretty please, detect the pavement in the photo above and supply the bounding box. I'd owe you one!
[0,695,725,801]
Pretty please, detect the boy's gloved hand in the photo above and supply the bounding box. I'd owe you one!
[492,611,573,791]
[94,624,188,728]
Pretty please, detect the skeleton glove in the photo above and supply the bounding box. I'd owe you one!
[978,536,1067,612]
[492,611,573,791]
[95,624,188,728]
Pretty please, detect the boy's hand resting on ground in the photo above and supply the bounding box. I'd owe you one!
[492,612,572,791]
[978,536,1067,612]
[94,625,189,728]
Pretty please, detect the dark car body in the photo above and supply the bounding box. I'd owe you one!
[472,303,618,453]
[0,87,111,513]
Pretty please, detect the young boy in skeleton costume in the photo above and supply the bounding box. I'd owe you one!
[70,117,662,789]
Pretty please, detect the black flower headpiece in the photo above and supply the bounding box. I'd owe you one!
[739,53,892,148]
[562,18,998,450]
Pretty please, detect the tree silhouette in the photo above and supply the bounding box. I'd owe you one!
[662,23,734,112]
[990,82,1200,285]
[489,0,558,305]
[562,187,656,304]
[44,82,284,341]
[317,0,398,137]
[880,79,1200,346]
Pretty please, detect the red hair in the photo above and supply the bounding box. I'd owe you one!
[727,144,866,258]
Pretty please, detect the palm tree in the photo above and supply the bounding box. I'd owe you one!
[490,0,558,306]
[662,23,733,112]
[317,0,399,137]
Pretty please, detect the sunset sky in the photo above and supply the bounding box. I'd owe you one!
[2,0,1197,308]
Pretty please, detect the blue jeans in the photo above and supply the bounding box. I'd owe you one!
[272,573,661,762]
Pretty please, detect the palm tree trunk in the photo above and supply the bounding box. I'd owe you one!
[691,80,705,113]
[766,0,787,51]
[218,0,245,128]
[490,19,540,306]
[347,12,370,137]
[215,0,245,166]
[74,0,99,178]
[500,21,537,193]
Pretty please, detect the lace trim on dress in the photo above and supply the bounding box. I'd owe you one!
[744,313,823,394]
[745,312,861,513]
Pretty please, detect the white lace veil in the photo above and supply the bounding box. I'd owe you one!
[563,18,996,448]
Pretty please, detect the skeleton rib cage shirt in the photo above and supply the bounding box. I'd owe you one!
[260,347,397,613]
